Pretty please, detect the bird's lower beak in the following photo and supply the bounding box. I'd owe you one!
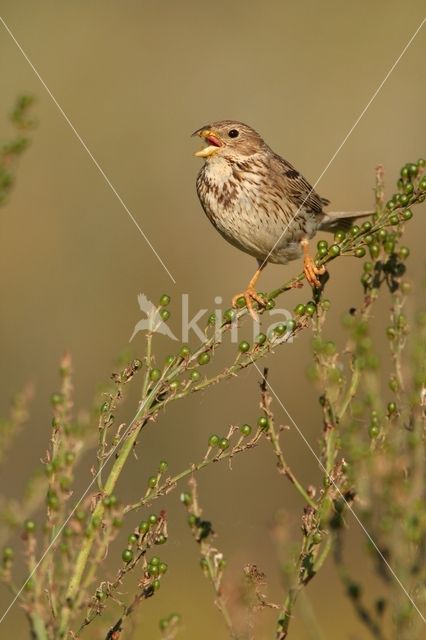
[194,129,223,158]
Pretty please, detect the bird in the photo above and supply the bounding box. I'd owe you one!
[193,120,369,319]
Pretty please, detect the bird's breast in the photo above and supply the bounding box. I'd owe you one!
[196,157,319,264]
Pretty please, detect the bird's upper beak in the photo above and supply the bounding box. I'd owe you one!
[192,128,224,158]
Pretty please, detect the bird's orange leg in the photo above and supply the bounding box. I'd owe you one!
[232,267,266,320]
[301,238,326,288]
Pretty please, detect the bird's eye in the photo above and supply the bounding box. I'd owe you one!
[228,129,239,138]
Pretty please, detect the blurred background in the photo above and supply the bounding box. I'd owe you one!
[0,1,425,638]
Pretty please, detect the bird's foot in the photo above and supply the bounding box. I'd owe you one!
[232,288,266,321]
[303,254,326,288]
[301,238,326,288]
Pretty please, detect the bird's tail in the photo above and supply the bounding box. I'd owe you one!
[320,210,374,232]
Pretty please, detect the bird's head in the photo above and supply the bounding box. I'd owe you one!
[192,120,265,161]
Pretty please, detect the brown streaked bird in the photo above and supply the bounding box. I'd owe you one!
[193,120,368,318]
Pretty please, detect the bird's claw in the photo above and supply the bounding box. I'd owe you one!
[232,288,266,320]
[304,255,326,289]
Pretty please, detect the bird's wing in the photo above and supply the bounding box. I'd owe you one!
[270,153,329,215]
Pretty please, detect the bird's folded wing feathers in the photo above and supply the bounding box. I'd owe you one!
[270,153,329,215]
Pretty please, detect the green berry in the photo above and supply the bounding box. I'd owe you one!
[24,520,36,534]
[371,410,379,423]
[59,477,71,492]
[286,319,296,332]
[165,355,175,366]
[188,514,197,526]
[207,313,216,326]
[400,165,409,180]
[169,380,179,391]
[148,475,157,489]
[159,618,169,631]
[386,327,396,339]
[64,451,75,466]
[207,435,220,449]
[3,547,14,562]
[257,416,269,430]
[235,296,246,308]
[179,345,190,358]
[317,240,328,250]
[189,370,201,382]
[312,532,322,544]
[350,225,360,236]
[122,549,133,563]
[401,209,413,221]
[197,352,210,365]
[160,309,170,322]
[369,244,380,259]
[324,341,336,356]
[238,340,250,353]
[159,294,171,307]
[153,579,161,590]
[355,247,366,258]
[139,520,149,534]
[369,425,379,438]
[62,527,74,538]
[399,193,410,206]
[50,392,63,406]
[361,221,372,232]
[418,158,425,167]
[47,493,59,511]
[159,562,168,574]
[387,402,397,415]
[158,461,168,474]
[155,533,167,545]
[334,230,346,243]
[149,555,160,567]
[389,214,399,226]
[240,423,252,436]
[274,323,287,335]
[148,514,158,525]
[305,303,316,316]
[399,246,410,260]
[389,376,399,392]
[224,309,236,322]
[218,437,229,450]
[419,177,426,191]
[265,299,275,310]
[24,578,35,592]
[294,303,306,316]
[44,462,54,476]
[255,332,267,345]
[407,163,418,178]
[128,534,138,545]
[403,182,414,195]
[317,246,328,258]
[363,262,374,273]
[321,299,331,310]
[180,492,192,505]
[384,241,395,254]
[149,368,161,382]
[328,244,341,257]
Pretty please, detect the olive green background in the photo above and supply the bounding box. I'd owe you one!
[0,1,425,638]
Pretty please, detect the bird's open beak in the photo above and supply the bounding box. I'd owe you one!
[193,129,223,158]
